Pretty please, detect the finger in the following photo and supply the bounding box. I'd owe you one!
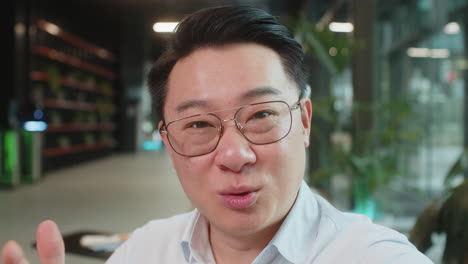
[36,220,65,264]
[1,240,30,264]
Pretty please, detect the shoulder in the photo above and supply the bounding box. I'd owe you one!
[318,213,432,263]
[106,210,195,264]
[310,194,432,263]
[313,193,373,233]
[350,222,433,263]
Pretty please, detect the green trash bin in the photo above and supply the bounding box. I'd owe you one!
[21,130,43,183]
[0,130,21,187]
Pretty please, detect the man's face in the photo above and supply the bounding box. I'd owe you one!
[161,43,312,238]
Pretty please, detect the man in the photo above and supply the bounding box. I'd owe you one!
[2,6,432,264]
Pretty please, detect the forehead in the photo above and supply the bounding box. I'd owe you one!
[164,43,297,119]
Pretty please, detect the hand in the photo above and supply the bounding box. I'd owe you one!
[1,220,65,264]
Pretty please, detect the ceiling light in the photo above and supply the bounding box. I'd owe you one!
[44,22,61,35]
[153,22,178,33]
[407,48,431,57]
[443,22,460,34]
[407,47,450,58]
[24,121,48,132]
[329,22,354,33]
[430,49,450,58]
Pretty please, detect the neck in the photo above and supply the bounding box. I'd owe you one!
[209,219,283,264]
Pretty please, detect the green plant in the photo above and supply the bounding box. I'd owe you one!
[309,96,423,216]
[286,14,360,75]
[409,149,468,264]
[286,15,423,217]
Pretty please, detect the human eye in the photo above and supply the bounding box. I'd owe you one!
[250,110,274,120]
[246,104,281,122]
[185,120,214,129]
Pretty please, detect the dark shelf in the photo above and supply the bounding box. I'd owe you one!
[35,20,116,63]
[32,46,116,80]
[31,71,115,96]
[42,99,98,112]
[29,18,119,171]
[43,141,116,158]
[47,123,116,132]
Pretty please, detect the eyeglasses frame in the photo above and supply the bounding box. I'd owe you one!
[160,100,302,157]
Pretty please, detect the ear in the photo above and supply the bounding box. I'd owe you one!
[300,98,312,147]
[158,121,176,167]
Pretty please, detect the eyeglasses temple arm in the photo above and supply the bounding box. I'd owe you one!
[159,123,168,135]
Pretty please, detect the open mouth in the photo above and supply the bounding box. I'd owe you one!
[231,192,250,196]
[219,190,258,209]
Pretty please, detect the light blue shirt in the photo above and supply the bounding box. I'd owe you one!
[107,181,433,263]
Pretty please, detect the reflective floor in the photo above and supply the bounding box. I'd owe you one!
[0,150,192,264]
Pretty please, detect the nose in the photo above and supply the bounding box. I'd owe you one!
[213,121,257,172]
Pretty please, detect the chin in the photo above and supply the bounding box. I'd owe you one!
[216,216,267,236]
[212,204,275,233]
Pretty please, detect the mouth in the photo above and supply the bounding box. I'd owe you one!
[229,192,251,196]
[219,187,260,210]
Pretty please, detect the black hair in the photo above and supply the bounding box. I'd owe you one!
[148,5,307,122]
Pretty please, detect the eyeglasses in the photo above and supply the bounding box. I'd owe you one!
[160,100,301,157]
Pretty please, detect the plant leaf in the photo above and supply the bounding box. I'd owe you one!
[444,148,468,185]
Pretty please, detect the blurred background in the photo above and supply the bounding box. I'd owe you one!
[1,0,467,263]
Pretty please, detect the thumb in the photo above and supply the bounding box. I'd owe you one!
[36,220,65,264]
[1,240,30,264]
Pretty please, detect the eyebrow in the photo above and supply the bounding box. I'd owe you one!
[240,86,282,101]
[176,99,209,113]
[175,86,282,114]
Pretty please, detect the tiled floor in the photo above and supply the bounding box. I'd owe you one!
[0,150,192,264]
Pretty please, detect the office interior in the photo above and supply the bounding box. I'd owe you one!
[1,0,467,263]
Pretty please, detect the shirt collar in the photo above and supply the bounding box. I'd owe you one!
[180,209,215,263]
[269,181,320,263]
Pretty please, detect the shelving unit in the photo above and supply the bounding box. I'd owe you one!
[47,123,116,132]
[43,142,116,158]
[32,46,116,79]
[30,71,115,96]
[29,19,118,171]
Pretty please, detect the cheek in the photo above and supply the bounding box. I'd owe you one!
[172,156,212,199]
[256,137,305,179]
[173,158,198,185]
[275,126,307,177]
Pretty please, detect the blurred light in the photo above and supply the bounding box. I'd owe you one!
[24,121,48,132]
[407,48,450,58]
[141,121,153,133]
[142,140,162,151]
[329,47,338,56]
[97,49,109,58]
[153,22,178,33]
[152,130,162,142]
[33,109,44,120]
[14,23,26,36]
[431,49,450,58]
[304,84,311,98]
[43,22,61,35]
[329,22,354,33]
[444,22,460,34]
[407,48,431,57]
